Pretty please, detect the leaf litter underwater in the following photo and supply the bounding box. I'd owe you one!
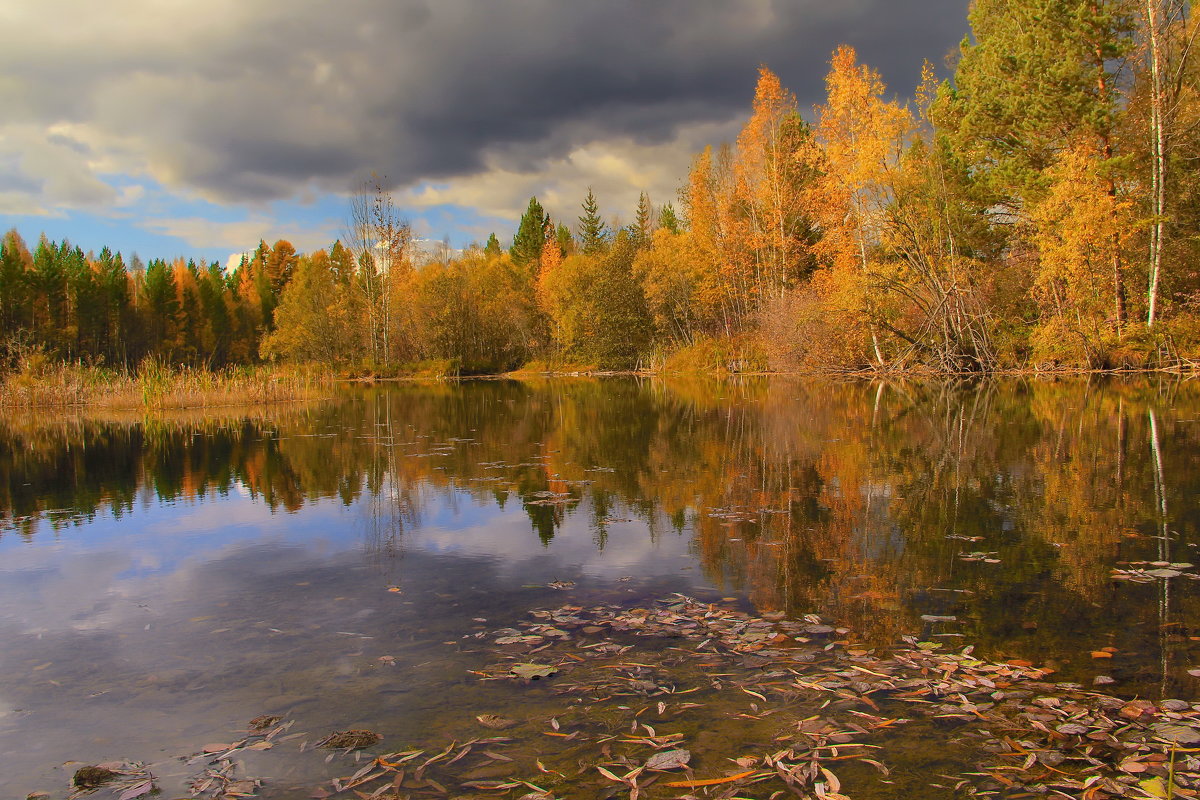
[51,595,1200,800]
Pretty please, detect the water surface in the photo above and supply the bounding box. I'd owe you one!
[2,377,1199,798]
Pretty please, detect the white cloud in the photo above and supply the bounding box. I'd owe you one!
[400,118,737,229]
[139,216,337,257]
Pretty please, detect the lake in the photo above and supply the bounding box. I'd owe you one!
[3,376,1199,799]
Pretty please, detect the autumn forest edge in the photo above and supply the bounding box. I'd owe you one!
[3,0,1198,379]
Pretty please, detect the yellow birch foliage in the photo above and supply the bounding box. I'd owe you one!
[684,144,751,335]
[633,229,705,347]
[1030,141,1134,362]
[734,66,809,303]
[536,220,563,314]
[802,46,912,366]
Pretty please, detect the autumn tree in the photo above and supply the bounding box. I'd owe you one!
[868,63,1007,371]
[633,228,705,347]
[799,45,913,367]
[939,0,1136,328]
[1132,1,1197,328]
[263,249,364,364]
[345,177,415,367]
[540,232,651,367]
[0,231,32,352]
[734,66,819,302]
[1030,141,1137,364]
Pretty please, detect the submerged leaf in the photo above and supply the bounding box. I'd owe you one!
[476,714,518,730]
[315,729,382,749]
[511,663,558,680]
[645,749,691,771]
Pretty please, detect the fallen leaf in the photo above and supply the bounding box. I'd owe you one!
[645,749,691,771]
[510,664,558,680]
[476,714,518,730]
[1139,776,1169,798]
[664,770,755,788]
[116,780,155,800]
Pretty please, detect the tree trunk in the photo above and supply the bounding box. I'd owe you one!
[1146,0,1167,327]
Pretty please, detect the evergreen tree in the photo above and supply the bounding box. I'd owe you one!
[0,232,29,346]
[556,223,575,257]
[577,188,610,255]
[31,238,67,354]
[939,0,1135,205]
[142,258,179,356]
[630,191,653,249]
[484,232,502,257]
[510,197,547,268]
[328,240,356,283]
[938,0,1136,328]
[198,263,232,366]
[657,203,681,234]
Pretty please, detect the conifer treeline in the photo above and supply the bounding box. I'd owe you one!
[0,234,322,368]
[6,0,1200,373]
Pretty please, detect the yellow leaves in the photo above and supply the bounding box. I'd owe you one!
[807,45,912,286]
[1030,139,1134,334]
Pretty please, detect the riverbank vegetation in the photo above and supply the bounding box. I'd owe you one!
[4,1,1200,376]
[0,355,326,409]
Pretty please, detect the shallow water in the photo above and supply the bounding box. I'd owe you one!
[2,376,1199,798]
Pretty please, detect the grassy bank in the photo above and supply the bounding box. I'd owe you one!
[0,356,330,409]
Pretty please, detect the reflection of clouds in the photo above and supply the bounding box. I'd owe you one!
[0,511,614,798]
[410,499,695,582]
[0,549,131,634]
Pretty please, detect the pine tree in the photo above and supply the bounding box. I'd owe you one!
[657,203,681,234]
[484,232,502,257]
[938,0,1136,327]
[31,238,67,354]
[510,197,547,268]
[939,0,1134,205]
[142,258,179,356]
[328,240,356,282]
[577,188,609,255]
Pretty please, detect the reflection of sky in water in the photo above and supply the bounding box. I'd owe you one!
[1,520,666,777]
[0,469,708,797]
[5,379,1200,797]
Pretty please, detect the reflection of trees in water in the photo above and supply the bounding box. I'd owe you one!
[3,378,1200,684]
[360,392,421,571]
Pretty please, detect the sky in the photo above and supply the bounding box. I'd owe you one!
[0,0,970,268]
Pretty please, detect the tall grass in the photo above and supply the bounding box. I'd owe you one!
[0,355,330,409]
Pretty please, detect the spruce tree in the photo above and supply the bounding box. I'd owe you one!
[630,191,653,249]
[510,197,547,268]
[577,188,609,255]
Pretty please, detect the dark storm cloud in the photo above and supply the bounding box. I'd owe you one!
[2,0,969,203]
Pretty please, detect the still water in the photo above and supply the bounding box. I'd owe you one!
[1,377,1198,798]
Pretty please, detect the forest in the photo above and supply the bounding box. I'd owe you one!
[4,0,1200,375]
